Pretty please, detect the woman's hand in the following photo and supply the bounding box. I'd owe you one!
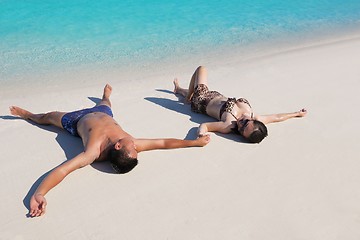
[297,108,308,117]
[30,193,47,217]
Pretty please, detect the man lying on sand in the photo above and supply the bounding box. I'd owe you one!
[10,84,210,217]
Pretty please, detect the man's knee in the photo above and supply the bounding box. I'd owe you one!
[44,112,64,126]
[98,100,111,108]
[40,112,54,123]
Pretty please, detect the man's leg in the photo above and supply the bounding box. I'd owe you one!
[97,84,112,107]
[173,66,208,103]
[10,106,66,128]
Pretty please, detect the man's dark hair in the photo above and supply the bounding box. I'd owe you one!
[108,146,138,174]
[247,120,268,143]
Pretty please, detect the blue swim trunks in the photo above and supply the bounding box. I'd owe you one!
[61,105,113,136]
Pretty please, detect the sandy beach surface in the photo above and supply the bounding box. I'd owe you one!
[1,33,360,240]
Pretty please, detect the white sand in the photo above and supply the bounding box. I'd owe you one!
[1,34,360,240]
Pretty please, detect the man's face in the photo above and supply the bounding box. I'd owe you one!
[116,137,138,159]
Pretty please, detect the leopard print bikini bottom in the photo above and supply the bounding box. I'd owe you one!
[191,84,223,114]
[191,84,252,119]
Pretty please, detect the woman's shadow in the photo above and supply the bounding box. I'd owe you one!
[1,97,114,217]
[145,89,247,143]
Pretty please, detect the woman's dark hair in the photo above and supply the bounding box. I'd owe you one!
[247,120,268,143]
[232,120,268,143]
[108,146,138,174]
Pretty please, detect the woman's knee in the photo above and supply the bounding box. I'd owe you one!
[195,66,208,85]
[196,66,207,73]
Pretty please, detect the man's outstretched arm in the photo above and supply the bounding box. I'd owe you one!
[134,135,210,152]
[30,150,99,217]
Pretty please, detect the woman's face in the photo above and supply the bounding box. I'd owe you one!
[237,116,255,138]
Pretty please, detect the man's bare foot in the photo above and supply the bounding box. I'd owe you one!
[9,106,32,119]
[173,78,179,94]
[103,84,112,99]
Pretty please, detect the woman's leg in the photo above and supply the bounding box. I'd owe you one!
[10,106,66,128]
[174,66,208,102]
[97,84,112,107]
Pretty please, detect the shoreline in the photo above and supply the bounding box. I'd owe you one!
[1,25,360,96]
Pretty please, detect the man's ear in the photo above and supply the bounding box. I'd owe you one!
[114,141,121,150]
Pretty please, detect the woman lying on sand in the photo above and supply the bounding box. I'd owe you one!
[173,66,307,143]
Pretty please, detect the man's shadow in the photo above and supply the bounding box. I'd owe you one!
[1,97,114,217]
[145,89,247,142]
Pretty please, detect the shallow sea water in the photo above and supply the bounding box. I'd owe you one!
[1,0,360,85]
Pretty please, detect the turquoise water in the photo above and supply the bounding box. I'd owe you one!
[1,0,360,82]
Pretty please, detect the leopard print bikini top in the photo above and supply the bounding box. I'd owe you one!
[219,97,252,119]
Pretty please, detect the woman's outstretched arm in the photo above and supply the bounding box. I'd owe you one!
[256,108,307,124]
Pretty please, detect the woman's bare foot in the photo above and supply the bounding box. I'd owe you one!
[173,78,192,103]
[173,78,180,94]
[9,106,32,119]
[103,84,112,99]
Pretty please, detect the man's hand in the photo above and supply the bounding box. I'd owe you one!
[30,194,47,217]
[196,134,211,147]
